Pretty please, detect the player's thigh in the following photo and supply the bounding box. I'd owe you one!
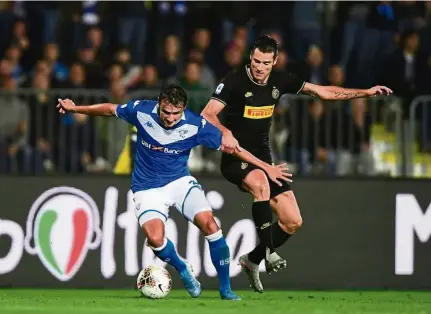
[241,169,271,199]
[133,188,170,228]
[172,176,216,229]
[220,153,256,192]
[270,190,303,229]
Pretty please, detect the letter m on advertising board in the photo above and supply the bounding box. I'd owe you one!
[395,194,431,275]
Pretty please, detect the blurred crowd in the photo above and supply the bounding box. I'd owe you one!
[0,1,431,176]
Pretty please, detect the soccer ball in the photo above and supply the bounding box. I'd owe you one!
[137,265,172,299]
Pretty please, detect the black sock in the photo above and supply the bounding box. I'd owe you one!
[248,221,292,264]
[272,221,292,247]
[250,201,274,261]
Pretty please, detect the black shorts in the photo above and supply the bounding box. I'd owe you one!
[220,152,292,199]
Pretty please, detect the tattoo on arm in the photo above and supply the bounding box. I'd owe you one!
[302,83,369,100]
[333,90,367,99]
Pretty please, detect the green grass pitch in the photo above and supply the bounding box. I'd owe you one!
[1,289,430,314]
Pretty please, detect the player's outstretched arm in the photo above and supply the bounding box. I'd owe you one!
[232,147,292,186]
[201,99,240,153]
[301,82,393,100]
[57,98,117,116]
[201,99,230,134]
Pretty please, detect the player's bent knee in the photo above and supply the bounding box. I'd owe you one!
[243,170,270,200]
[279,217,303,234]
[194,210,220,236]
[142,219,165,248]
[146,232,165,248]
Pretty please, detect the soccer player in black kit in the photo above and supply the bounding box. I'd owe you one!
[202,35,393,293]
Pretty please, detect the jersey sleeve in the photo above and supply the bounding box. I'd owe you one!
[210,73,235,106]
[115,99,141,125]
[196,117,222,150]
[280,72,306,95]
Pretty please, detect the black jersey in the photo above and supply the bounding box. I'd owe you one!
[211,65,305,151]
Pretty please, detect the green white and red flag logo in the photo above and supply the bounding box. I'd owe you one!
[24,187,102,281]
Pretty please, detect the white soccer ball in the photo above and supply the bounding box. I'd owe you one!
[137,265,172,299]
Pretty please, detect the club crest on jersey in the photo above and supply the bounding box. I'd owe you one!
[178,129,188,139]
[272,88,280,99]
[243,105,275,119]
[241,162,248,170]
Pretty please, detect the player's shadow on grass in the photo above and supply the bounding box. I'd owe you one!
[97,296,143,300]
[166,295,218,300]
[97,295,217,300]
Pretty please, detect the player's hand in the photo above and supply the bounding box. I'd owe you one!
[366,86,393,97]
[57,98,76,114]
[264,163,293,187]
[221,130,241,154]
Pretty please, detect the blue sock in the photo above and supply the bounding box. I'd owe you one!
[151,238,187,273]
[206,230,231,292]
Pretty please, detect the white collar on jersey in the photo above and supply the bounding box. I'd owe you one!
[152,103,186,121]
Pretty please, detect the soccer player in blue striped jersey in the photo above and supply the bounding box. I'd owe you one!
[57,84,292,300]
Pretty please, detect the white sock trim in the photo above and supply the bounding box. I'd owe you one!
[205,229,223,242]
[148,237,168,251]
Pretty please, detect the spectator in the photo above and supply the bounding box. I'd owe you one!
[188,48,216,91]
[132,64,161,91]
[39,2,61,43]
[24,59,60,88]
[178,61,209,114]
[215,44,243,80]
[87,26,106,65]
[0,77,30,173]
[61,62,86,89]
[285,100,330,175]
[114,1,150,65]
[157,35,182,81]
[112,46,141,89]
[5,45,24,84]
[328,64,345,87]
[0,59,13,86]
[191,28,217,69]
[103,80,129,166]
[9,18,29,52]
[192,28,211,54]
[154,1,188,53]
[290,1,322,59]
[231,25,249,56]
[76,43,104,88]
[381,30,429,112]
[356,1,398,87]
[332,98,374,176]
[273,49,288,73]
[43,43,68,83]
[290,45,324,85]
[28,72,56,173]
[103,63,124,89]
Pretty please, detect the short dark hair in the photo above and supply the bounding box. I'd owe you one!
[159,84,188,108]
[251,35,279,58]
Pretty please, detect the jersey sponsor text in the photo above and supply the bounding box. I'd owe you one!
[243,105,275,119]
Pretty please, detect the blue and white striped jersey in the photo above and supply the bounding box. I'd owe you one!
[115,99,221,192]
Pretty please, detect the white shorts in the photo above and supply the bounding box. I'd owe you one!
[133,176,212,226]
